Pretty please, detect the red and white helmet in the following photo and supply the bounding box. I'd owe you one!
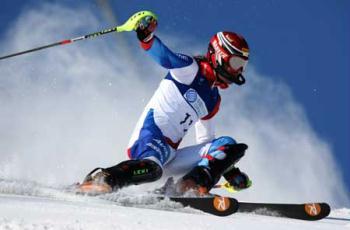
[207,31,249,87]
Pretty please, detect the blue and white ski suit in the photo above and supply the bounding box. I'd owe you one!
[127,36,236,169]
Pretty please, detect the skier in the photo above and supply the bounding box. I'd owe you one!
[78,15,252,195]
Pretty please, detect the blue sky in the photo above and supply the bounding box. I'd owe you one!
[1,0,349,195]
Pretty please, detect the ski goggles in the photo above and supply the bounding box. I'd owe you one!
[226,55,248,74]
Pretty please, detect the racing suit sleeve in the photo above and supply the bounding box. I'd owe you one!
[140,36,198,85]
[195,118,216,144]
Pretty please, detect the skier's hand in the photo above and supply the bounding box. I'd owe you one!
[136,15,157,42]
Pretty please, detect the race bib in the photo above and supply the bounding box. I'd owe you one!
[184,89,208,117]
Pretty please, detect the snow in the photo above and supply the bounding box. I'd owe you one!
[0,193,349,230]
[0,181,349,230]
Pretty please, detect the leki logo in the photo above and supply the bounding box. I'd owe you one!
[133,168,149,176]
[304,203,321,216]
[213,196,230,212]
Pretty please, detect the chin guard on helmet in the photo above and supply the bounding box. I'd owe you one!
[215,64,246,86]
[235,74,246,85]
[207,31,249,87]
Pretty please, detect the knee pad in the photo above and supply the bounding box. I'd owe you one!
[198,141,248,186]
[207,136,246,163]
[208,136,237,153]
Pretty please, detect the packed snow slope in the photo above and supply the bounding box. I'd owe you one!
[0,3,349,229]
[0,188,349,230]
[0,180,349,230]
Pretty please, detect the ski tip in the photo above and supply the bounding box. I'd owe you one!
[237,201,331,221]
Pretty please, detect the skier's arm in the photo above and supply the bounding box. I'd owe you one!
[141,36,193,69]
[195,119,216,144]
[135,16,198,84]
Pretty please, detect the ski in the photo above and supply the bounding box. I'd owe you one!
[71,176,331,219]
[0,179,331,220]
[159,196,330,220]
[237,201,331,221]
[163,196,239,217]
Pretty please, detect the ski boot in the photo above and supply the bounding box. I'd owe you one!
[175,143,248,196]
[76,159,163,195]
[175,166,213,196]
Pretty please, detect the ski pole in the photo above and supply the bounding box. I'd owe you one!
[214,180,252,193]
[0,10,157,61]
[214,182,238,193]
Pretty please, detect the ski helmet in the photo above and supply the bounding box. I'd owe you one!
[207,31,249,87]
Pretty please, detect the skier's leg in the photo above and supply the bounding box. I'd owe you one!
[79,143,167,193]
[103,132,175,189]
[177,136,249,194]
[79,110,174,193]
[79,157,163,193]
[82,137,171,192]
[162,143,206,177]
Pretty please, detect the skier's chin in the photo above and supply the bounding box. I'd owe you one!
[214,79,229,89]
[218,84,229,90]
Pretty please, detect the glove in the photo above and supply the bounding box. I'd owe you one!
[223,167,252,191]
[136,15,157,43]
